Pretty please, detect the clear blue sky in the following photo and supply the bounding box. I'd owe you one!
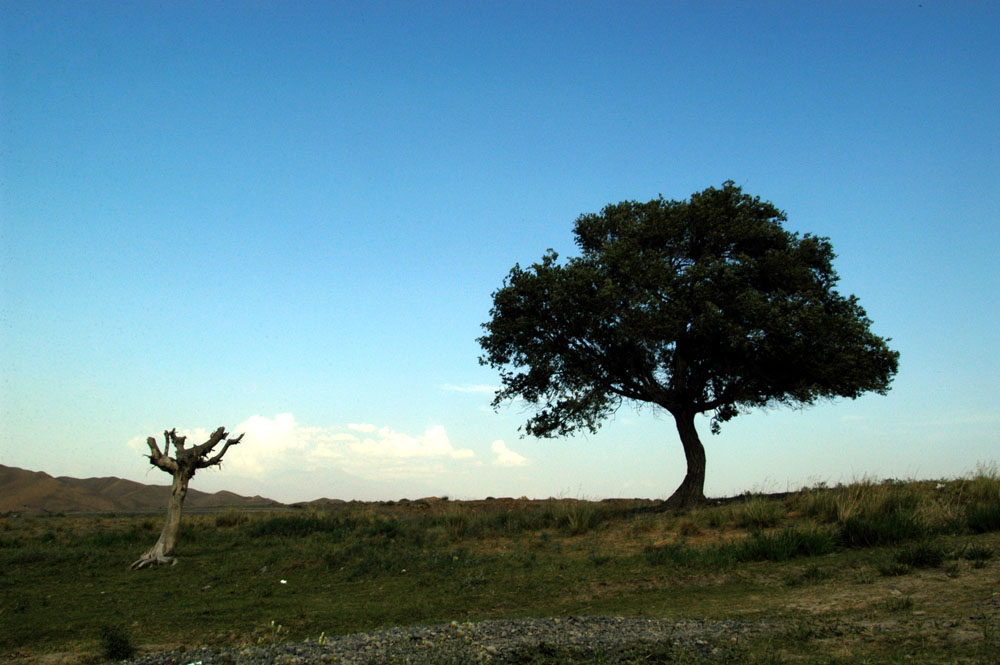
[2,1,998,503]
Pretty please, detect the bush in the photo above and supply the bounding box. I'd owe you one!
[98,624,136,660]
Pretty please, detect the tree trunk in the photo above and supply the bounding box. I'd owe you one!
[664,410,707,508]
[130,470,191,569]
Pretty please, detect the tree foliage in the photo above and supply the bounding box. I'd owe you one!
[479,181,899,505]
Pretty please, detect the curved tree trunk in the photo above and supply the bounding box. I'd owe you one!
[664,410,707,508]
[130,427,243,570]
[130,471,191,569]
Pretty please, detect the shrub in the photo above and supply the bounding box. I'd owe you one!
[98,624,136,660]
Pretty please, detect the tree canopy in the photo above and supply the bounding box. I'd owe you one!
[478,181,899,506]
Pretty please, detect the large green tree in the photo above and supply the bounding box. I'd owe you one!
[479,182,899,507]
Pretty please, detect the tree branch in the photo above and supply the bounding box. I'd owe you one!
[197,432,244,469]
[145,435,178,474]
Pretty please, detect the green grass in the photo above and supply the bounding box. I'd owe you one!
[2,470,999,664]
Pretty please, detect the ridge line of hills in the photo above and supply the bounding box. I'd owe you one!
[0,464,284,514]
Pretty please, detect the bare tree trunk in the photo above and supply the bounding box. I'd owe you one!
[131,470,192,569]
[664,410,707,508]
[130,427,243,570]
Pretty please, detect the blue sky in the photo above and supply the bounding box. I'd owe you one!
[2,1,998,503]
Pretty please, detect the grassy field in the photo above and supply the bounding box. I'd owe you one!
[2,468,999,664]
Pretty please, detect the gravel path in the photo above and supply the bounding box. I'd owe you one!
[109,616,776,664]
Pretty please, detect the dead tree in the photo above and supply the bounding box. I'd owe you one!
[130,426,244,569]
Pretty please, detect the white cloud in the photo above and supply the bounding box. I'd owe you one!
[491,440,529,467]
[348,423,377,433]
[347,424,475,462]
[186,414,480,481]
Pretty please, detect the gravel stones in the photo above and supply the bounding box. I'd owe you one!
[108,616,774,664]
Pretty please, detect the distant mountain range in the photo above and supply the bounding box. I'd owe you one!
[0,464,282,514]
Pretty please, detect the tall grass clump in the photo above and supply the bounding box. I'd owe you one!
[952,464,1000,533]
[950,463,1000,504]
[248,511,358,540]
[215,509,249,528]
[789,479,930,547]
[554,500,607,535]
[644,540,702,567]
[967,502,1000,533]
[733,495,784,529]
[838,506,924,547]
[730,527,837,563]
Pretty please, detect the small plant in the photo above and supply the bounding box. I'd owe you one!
[876,560,910,577]
[957,542,994,562]
[98,624,136,660]
[893,541,945,569]
[256,620,286,646]
[883,594,915,612]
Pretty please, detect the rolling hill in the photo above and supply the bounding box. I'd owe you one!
[0,464,280,513]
